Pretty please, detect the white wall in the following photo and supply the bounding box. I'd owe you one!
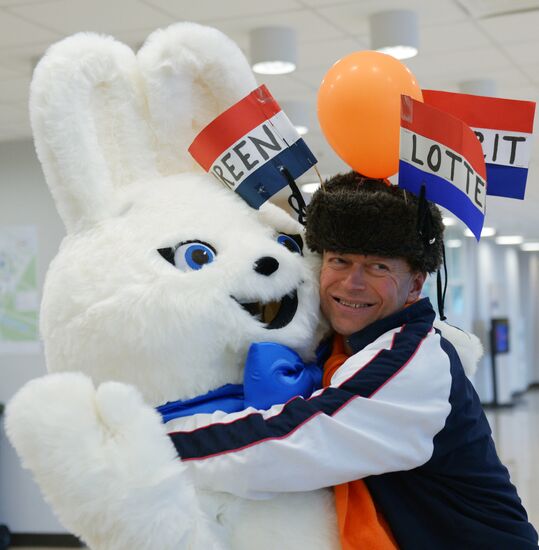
[0,139,66,532]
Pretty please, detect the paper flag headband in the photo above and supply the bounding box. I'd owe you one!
[189,85,317,210]
[398,91,536,239]
[422,90,535,200]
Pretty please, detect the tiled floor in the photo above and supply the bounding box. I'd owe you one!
[13,390,539,549]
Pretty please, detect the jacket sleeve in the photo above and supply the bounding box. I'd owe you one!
[167,323,453,499]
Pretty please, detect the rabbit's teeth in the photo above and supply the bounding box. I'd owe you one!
[233,290,298,330]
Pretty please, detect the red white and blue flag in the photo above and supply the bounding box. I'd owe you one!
[422,89,536,200]
[189,85,317,209]
[399,95,487,240]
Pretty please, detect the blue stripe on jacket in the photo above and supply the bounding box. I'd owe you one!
[168,304,432,461]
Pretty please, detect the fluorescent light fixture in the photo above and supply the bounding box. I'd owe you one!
[252,60,295,75]
[464,227,496,238]
[376,45,418,60]
[301,182,320,194]
[446,239,463,248]
[442,216,457,227]
[250,27,297,75]
[369,10,419,60]
[496,235,524,245]
[280,100,309,136]
[520,242,539,251]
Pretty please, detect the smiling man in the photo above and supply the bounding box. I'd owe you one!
[319,252,425,346]
[169,172,538,549]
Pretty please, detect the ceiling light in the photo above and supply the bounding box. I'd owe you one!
[250,27,297,75]
[280,100,309,135]
[446,239,463,248]
[495,235,524,245]
[443,217,456,226]
[464,227,496,238]
[300,182,320,194]
[369,10,419,60]
[459,78,497,97]
[521,242,539,251]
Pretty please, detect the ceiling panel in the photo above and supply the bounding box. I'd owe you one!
[0,101,27,122]
[0,62,22,79]
[419,66,532,97]
[503,41,539,68]
[7,0,175,35]
[0,0,538,242]
[456,0,539,19]
[290,66,328,89]
[419,20,491,54]
[0,0,54,5]
[477,9,539,44]
[406,46,514,82]
[0,9,59,48]
[205,8,346,48]
[521,63,539,86]
[0,75,31,103]
[143,0,304,21]
[298,36,365,69]
[316,0,467,37]
[256,73,314,98]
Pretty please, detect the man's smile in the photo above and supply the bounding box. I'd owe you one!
[333,297,375,309]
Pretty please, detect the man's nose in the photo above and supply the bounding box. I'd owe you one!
[343,265,367,289]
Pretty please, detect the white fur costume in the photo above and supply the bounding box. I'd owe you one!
[6,23,339,549]
[5,22,483,550]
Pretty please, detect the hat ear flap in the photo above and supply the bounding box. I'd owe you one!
[31,33,158,233]
[137,22,257,176]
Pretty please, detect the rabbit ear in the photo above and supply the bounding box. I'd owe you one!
[138,22,257,175]
[30,33,159,233]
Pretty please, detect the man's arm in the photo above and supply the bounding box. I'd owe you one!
[168,321,452,499]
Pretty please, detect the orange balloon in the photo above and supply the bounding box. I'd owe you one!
[317,51,422,178]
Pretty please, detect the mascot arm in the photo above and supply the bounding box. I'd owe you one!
[168,329,453,499]
[6,373,225,550]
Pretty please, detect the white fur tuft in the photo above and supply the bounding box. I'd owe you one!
[434,320,484,377]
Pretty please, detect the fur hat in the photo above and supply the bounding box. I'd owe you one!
[305,171,444,273]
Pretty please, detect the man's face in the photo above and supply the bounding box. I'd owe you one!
[319,252,426,337]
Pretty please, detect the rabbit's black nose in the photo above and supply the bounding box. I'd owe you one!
[254,256,279,276]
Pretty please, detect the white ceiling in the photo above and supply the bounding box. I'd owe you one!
[1,0,539,241]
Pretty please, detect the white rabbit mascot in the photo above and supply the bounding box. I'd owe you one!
[5,22,340,550]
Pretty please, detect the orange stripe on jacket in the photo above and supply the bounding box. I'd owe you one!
[323,334,399,550]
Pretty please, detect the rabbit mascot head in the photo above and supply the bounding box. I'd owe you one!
[35,24,325,404]
[6,22,339,550]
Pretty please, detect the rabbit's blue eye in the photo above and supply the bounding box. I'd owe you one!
[158,241,216,272]
[174,242,216,271]
[277,234,303,255]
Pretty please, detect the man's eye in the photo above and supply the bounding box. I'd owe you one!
[328,256,347,266]
[158,241,216,272]
[367,263,391,276]
[277,234,303,255]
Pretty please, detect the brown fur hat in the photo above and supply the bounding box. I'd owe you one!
[305,171,444,273]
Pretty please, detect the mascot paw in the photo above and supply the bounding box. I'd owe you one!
[6,373,212,550]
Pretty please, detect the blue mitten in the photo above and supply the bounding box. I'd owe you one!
[243,342,322,410]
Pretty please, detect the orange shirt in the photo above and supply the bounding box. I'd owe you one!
[323,335,399,550]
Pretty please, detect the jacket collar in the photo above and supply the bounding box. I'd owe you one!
[345,297,435,354]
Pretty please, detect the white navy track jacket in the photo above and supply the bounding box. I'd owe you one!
[168,298,538,548]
